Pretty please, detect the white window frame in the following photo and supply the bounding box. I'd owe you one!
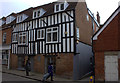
[37,29,45,39]
[12,33,18,42]
[33,9,41,19]
[18,32,27,45]
[55,3,65,12]
[3,32,6,43]
[54,2,69,13]
[46,27,58,43]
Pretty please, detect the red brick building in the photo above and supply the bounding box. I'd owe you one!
[0,13,16,69]
[93,6,120,81]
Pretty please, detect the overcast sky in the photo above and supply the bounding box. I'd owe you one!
[0,0,119,24]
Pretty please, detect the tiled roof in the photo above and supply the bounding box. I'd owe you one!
[1,1,78,25]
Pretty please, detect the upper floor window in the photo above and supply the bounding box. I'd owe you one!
[12,33,18,42]
[18,32,27,45]
[54,2,69,12]
[3,32,6,43]
[6,16,15,24]
[17,14,28,23]
[37,29,45,39]
[46,27,58,43]
[86,14,89,21]
[0,20,5,26]
[76,27,80,40]
[33,8,46,19]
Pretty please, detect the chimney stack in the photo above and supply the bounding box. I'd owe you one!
[96,11,100,24]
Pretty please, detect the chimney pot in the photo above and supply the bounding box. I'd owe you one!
[96,11,100,24]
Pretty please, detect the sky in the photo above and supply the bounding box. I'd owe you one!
[0,0,119,24]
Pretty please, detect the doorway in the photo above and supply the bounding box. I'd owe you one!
[29,56,34,72]
[45,56,56,74]
[105,55,118,81]
[18,56,25,70]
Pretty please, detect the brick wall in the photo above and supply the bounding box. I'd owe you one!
[118,13,120,50]
[10,53,18,69]
[93,13,119,52]
[2,28,12,45]
[93,12,119,81]
[56,53,73,78]
[33,53,74,78]
[34,54,45,74]
[94,52,105,81]
[75,2,93,45]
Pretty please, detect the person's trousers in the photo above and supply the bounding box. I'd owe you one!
[50,75,53,81]
[26,70,29,76]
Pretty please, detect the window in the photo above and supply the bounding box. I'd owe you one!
[61,3,64,10]
[12,33,18,42]
[55,3,65,12]
[34,12,36,18]
[37,29,45,39]
[21,16,22,21]
[19,32,27,45]
[33,8,46,19]
[2,50,8,65]
[56,5,59,11]
[46,27,58,43]
[86,14,89,21]
[3,33,6,43]
[38,11,40,17]
[76,27,79,40]
[17,14,28,23]
[54,2,69,12]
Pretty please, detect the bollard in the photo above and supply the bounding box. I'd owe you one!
[89,76,93,83]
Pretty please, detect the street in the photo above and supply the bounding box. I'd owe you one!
[1,72,90,83]
[2,72,37,82]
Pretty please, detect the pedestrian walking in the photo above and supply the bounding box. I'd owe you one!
[48,63,54,81]
[42,63,54,81]
[25,58,31,76]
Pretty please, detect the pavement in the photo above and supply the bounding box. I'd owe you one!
[2,65,90,82]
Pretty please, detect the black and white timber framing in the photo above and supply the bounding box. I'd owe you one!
[11,9,76,55]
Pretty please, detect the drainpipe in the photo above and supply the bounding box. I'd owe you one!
[7,50,10,69]
[91,13,95,83]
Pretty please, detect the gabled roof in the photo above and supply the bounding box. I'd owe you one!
[32,1,77,17]
[0,17,6,27]
[6,13,17,17]
[93,6,120,40]
[87,8,100,27]
[16,7,33,22]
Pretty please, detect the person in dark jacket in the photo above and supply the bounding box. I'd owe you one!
[25,58,31,76]
[48,63,53,81]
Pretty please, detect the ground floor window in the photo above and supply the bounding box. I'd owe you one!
[2,50,9,65]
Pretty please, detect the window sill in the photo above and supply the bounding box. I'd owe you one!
[46,41,58,44]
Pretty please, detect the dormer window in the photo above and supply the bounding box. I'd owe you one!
[6,16,16,24]
[17,14,28,23]
[38,11,40,17]
[34,12,36,18]
[33,8,46,19]
[61,3,64,10]
[0,20,5,26]
[54,2,69,12]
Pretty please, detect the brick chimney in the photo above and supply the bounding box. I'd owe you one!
[96,11,100,24]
